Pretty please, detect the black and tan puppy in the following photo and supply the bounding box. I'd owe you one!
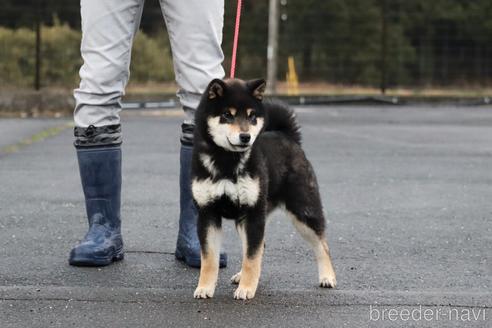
[191,78,336,300]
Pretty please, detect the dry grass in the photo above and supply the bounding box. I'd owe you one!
[3,82,491,99]
[124,81,492,98]
[276,82,492,98]
[126,82,178,95]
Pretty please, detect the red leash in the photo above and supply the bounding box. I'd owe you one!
[229,0,243,78]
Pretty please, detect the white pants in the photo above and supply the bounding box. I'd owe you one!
[73,0,225,132]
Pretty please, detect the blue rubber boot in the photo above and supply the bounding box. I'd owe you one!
[175,145,227,268]
[69,145,124,266]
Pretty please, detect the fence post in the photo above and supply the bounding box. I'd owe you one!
[380,0,388,94]
[267,0,279,95]
[34,0,42,91]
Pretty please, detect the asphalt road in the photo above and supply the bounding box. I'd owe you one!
[0,105,491,327]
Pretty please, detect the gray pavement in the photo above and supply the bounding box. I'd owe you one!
[0,105,491,327]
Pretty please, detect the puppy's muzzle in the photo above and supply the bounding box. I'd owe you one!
[239,133,251,144]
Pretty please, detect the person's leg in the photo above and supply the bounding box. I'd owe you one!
[159,0,227,268]
[69,0,144,266]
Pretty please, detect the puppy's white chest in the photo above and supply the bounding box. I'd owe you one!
[192,175,260,207]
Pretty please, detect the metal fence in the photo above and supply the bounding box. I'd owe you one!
[1,0,492,94]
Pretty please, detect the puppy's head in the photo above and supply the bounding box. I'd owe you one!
[201,78,266,152]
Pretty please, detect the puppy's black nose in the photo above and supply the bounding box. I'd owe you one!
[239,133,251,143]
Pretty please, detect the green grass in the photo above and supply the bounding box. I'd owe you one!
[0,123,73,154]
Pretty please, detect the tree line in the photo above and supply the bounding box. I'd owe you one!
[1,0,491,87]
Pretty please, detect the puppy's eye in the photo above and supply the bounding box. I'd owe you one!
[222,111,234,120]
[248,112,256,122]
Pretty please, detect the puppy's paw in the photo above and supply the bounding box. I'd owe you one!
[319,275,337,288]
[194,285,215,299]
[234,286,256,300]
[230,271,242,284]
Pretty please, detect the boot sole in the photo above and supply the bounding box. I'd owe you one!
[69,250,124,267]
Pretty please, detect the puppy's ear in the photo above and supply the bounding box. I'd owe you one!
[247,79,266,100]
[207,79,226,99]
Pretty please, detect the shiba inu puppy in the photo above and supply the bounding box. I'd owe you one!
[191,78,336,300]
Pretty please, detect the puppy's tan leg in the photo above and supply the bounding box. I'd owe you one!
[315,239,337,288]
[233,223,264,300]
[194,225,222,299]
[289,213,337,288]
[230,222,243,284]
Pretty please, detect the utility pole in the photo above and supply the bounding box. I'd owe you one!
[380,0,388,94]
[267,0,279,95]
[34,0,42,91]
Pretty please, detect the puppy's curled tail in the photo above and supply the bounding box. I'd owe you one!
[264,100,301,145]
